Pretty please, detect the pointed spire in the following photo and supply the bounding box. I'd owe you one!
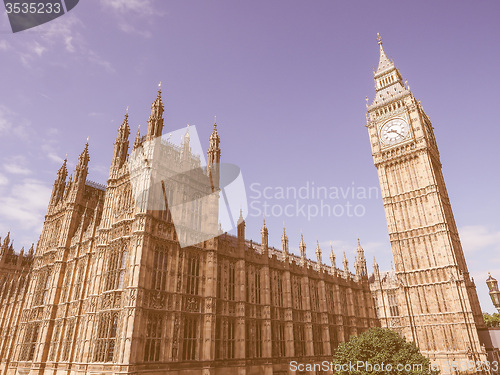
[74,141,90,185]
[330,242,336,275]
[119,107,131,137]
[375,33,394,75]
[315,240,322,268]
[17,247,24,265]
[51,157,68,205]
[64,174,72,198]
[281,222,289,261]
[2,232,10,247]
[356,238,367,277]
[261,216,268,257]
[78,140,90,167]
[299,231,306,266]
[112,108,131,170]
[182,124,191,160]
[357,238,364,256]
[237,207,245,245]
[373,256,380,277]
[147,83,164,139]
[343,251,349,278]
[208,116,221,166]
[210,116,220,141]
[57,157,68,180]
[133,125,141,149]
[371,33,406,101]
[237,207,244,224]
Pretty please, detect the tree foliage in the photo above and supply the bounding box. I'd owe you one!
[483,312,500,328]
[332,327,439,375]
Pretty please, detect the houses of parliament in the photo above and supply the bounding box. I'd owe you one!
[0,36,497,375]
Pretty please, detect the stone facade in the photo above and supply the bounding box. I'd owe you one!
[0,86,378,375]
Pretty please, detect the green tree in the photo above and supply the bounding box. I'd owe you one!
[332,327,439,375]
[483,312,500,328]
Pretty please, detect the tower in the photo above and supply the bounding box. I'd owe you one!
[366,34,486,368]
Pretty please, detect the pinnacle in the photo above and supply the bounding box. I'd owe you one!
[375,33,395,76]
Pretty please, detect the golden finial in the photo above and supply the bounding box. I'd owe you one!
[377,33,382,45]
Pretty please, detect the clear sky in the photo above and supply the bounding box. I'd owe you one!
[0,0,499,313]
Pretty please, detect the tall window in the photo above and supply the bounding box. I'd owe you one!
[312,324,323,355]
[34,268,52,306]
[271,322,285,357]
[246,266,262,304]
[373,296,380,318]
[190,196,202,232]
[292,276,303,310]
[228,262,235,300]
[215,317,235,359]
[271,271,284,307]
[254,270,261,304]
[329,325,338,353]
[93,312,118,362]
[104,245,127,291]
[61,267,73,302]
[186,254,200,295]
[326,283,335,314]
[151,246,168,290]
[388,291,399,317]
[245,320,262,358]
[73,264,84,300]
[21,323,40,361]
[340,288,348,316]
[48,321,62,361]
[293,324,306,357]
[61,319,75,361]
[182,316,198,360]
[309,280,320,312]
[144,313,162,362]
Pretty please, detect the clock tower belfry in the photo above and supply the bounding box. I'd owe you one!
[366,34,487,369]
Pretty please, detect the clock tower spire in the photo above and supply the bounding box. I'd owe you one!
[366,34,487,371]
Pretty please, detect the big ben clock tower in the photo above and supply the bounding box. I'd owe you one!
[366,34,488,370]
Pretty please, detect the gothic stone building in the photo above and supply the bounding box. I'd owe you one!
[0,35,494,375]
[0,86,378,375]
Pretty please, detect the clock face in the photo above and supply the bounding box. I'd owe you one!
[380,118,410,145]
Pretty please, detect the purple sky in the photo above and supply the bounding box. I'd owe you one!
[0,0,499,313]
